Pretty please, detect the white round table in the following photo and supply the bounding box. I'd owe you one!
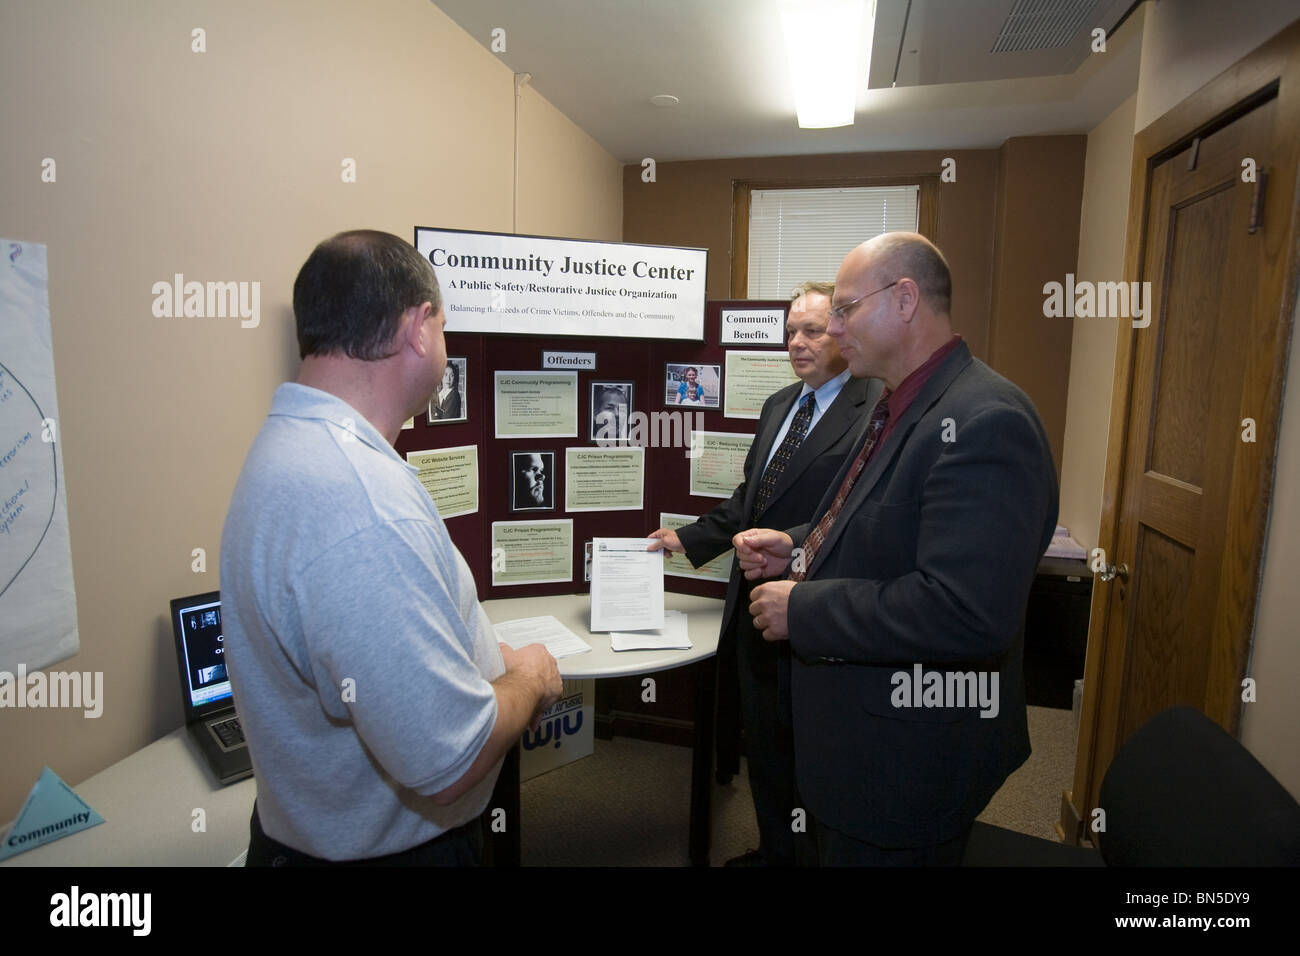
[482,591,724,865]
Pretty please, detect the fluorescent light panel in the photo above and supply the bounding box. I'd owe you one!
[781,0,872,129]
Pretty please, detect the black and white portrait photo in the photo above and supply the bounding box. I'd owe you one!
[427,357,467,424]
[510,450,555,511]
[590,381,633,442]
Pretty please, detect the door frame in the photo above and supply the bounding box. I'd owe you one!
[1063,18,1300,843]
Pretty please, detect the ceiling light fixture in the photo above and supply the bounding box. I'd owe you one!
[781,0,874,128]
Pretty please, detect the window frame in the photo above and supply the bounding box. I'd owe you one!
[730,175,941,298]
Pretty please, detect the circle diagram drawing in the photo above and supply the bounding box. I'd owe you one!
[0,359,58,598]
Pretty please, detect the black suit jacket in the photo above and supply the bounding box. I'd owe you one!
[783,341,1058,848]
[435,390,462,420]
[677,375,883,653]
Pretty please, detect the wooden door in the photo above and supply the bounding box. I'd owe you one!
[1065,22,1300,841]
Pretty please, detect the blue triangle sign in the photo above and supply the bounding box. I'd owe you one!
[0,767,104,860]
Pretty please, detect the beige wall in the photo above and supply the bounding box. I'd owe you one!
[0,0,621,822]
[1057,94,1136,552]
[1243,295,1300,798]
[1135,0,1300,130]
[519,86,624,240]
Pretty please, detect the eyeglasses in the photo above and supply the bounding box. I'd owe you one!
[829,281,898,321]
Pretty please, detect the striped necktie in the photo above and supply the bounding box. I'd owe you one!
[789,396,890,583]
[751,393,814,520]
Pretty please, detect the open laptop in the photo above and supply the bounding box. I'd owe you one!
[170,591,253,785]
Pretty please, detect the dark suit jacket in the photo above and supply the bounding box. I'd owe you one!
[677,375,883,656]
[783,341,1058,848]
[434,389,462,420]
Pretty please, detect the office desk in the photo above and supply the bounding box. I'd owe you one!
[1025,557,1091,708]
[0,729,256,867]
[2,593,721,867]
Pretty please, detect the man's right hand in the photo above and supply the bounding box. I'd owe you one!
[433,644,563,806]
[732,529,795,580]
[646,528,684,555]
[500,642,563,728]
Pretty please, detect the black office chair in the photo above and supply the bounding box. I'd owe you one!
[965,706,1300,866]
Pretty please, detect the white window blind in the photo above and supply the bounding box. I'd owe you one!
[747,185,920,299]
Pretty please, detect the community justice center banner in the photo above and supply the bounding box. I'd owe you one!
[415,227,707,340]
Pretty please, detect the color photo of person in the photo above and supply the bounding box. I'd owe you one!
[510,451,554,511]
[591,381,632,442]
[664,363,720,408]
[427,357,467,424]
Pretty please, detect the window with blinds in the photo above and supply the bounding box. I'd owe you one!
[746,185,920,299]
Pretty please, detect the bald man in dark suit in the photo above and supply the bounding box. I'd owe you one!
[738,234,1057,865]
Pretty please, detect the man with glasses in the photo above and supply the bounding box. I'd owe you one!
[648,282,881,866]
[735,233,1058,865]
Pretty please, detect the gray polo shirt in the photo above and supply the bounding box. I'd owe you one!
[220,383,503,860]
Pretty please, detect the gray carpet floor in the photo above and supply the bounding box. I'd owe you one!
[519,704,1079,865]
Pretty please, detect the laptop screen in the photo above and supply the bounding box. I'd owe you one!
[173,593,232,710]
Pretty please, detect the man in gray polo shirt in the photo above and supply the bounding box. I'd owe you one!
[221,230,561,865]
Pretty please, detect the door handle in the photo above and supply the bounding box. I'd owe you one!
[1098,562,1129,583]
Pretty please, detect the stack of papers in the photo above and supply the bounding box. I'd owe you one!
[493,616,592,660]
[1044,525,1088,560]
[610,610,692,652]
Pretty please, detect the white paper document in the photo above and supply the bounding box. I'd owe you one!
[493,615,592,660]
[1044,524,1089,560]
[610,610,692,652]
[0,239,80,673]
[589,537,665,632]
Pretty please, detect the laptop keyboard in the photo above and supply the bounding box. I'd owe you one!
[212,716,245,748]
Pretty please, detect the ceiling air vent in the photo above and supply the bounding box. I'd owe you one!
[991,0,1101,52]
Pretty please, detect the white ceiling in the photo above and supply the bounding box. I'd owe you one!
[432,0,1142,163]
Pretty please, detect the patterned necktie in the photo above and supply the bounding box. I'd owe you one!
[789,395,891,582]
[751,393,814,520]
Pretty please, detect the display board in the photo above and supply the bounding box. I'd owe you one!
[393,298,792,602]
